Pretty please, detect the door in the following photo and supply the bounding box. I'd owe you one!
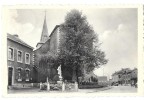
[8,67,13,86]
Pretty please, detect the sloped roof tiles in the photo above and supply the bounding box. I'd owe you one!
[7,33,34,49]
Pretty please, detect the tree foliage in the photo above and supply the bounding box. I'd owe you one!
[35,50,59,82]
[58,9,108,82]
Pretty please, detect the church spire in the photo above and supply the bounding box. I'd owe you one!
[36,11,49,49]
[40,11,48,43]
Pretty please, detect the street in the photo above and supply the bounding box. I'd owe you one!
[98,86,137,93]
[8,85,137,94]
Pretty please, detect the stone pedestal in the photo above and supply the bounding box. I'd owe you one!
[46,77,50,91]
[40,82,42,90]
[31,83,33,87]
[47,82,50,91]
[75,82,78,91]
[57,76,63,84]
[62,82,65,92]
[57,81,63,84]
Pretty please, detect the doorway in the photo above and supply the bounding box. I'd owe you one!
[8,67,13,86]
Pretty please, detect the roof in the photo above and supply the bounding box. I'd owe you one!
[97,76,107,81]
[112,68,132,76]
[132,68,137,71]
[40,14,49,43]
[82,72,97,81]
[36,42,45,47]
[112,72,119,76]
[85,72,97,78]
[35,38,50,51]
[7,33,34,49]
[35,25,59,51]
[49,25,60,37]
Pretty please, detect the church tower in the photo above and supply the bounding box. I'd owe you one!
[36,12,49,49]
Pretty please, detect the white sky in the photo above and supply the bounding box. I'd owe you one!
[6,8,138,78]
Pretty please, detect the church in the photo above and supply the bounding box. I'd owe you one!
[33,13,62,83]
[33,12,97,83]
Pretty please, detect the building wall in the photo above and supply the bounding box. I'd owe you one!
[112,68,138,85]
[7,39,33,85]
[112,74,119,83]
[33,39,50,82]
[49,27,60,54]
[131,69,137,84]
[34,31,60,82]
[122,73,131,84]
[98,76,107,82]
[131,69,137,79]
[34,39,50,67]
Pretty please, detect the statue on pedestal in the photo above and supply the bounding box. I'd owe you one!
[57,65,63,83]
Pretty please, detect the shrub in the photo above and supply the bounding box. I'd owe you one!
[41,84,47,90]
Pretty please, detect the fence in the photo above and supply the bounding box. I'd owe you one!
[39,81,78,92]
[65,82,76,91]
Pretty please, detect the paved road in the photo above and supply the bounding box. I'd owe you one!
[98,86,137,93]
[8,86,111,94]
[8,86,137,94]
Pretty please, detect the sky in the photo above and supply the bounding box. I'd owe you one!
[6,8,138,78]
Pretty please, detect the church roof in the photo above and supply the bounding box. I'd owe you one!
[83,72,97,80]
[40,14,49,43]
[49,25,60,37]
[7,33,34,49]
[36,12,49,49]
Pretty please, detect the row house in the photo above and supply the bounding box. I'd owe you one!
[131,68,138,85]
[112,71,122,83]
[112,68,137,85]
[121,69,132,84]
[7,33,34,87]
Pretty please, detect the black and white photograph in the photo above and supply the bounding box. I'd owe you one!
[4,6,140,94]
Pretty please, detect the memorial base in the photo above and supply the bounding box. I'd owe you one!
[57,81,63,84]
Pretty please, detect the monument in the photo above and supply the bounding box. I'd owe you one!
[57,65,63,83]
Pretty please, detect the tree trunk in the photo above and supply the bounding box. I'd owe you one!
[72,66,77,82]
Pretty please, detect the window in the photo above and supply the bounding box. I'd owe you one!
[25,53,30,64]
[8,47,14,61]
[25,69,30,81]
[17,68,22,81]
[17,50,22,63]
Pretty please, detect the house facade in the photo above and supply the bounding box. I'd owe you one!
[7,33,34,87]
[97,76,108,86]
[121,69,132,84]
[131,68,137,85]
[98,76,107,83]
[111,68,137,85]
[112,72,119,83]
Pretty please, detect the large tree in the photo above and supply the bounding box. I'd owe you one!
[58,9,108,82]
